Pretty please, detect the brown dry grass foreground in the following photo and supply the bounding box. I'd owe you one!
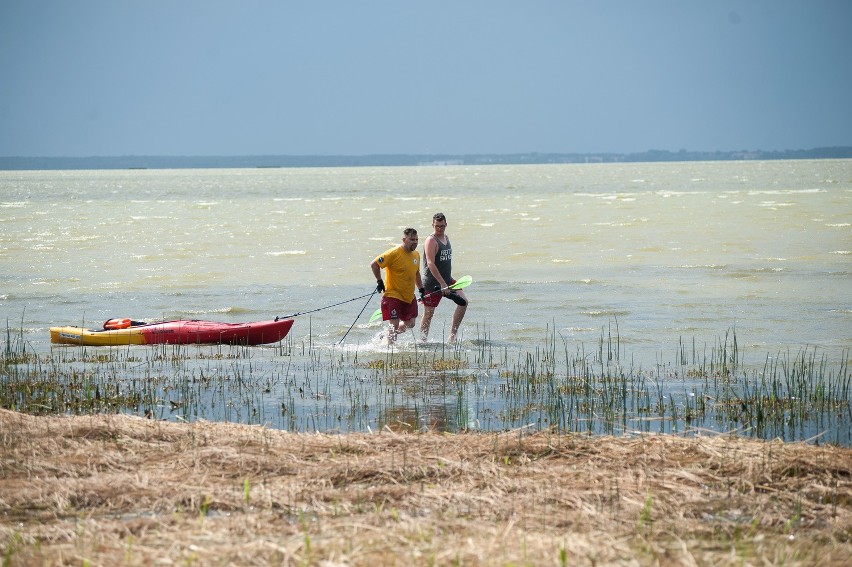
[1,409,850,566]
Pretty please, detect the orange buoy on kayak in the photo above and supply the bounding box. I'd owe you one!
[103,318,132,330]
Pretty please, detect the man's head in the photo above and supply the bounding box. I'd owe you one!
[432,212,447,234]
[402,227,418,251]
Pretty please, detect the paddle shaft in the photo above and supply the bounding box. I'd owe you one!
[369,276,471,323]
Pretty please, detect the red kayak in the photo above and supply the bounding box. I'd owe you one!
[50,318,295,346]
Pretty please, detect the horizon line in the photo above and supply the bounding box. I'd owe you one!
[3,145,852,160]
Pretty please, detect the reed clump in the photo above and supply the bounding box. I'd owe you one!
[1,409,850,566]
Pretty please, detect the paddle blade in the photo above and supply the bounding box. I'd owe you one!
[450,275,472,289]
[369,308,382,323]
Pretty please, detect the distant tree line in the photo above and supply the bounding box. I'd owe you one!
[1,147,850,170]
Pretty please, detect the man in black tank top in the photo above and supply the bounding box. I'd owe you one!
[420,212,468,342]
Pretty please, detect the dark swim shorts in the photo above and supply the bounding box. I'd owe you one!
[421,278,457,308]
[381,296,418,321]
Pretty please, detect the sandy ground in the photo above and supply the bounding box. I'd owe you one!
[1,408,850,566]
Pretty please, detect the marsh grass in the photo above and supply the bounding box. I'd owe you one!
[1,321,850,444]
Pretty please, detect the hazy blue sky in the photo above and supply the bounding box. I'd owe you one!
[1,1,850,157]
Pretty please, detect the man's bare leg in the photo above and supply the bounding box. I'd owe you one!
[388,318,417,345]
[386,319,402,345]
[420,306,436,342]
[447,292,468,343]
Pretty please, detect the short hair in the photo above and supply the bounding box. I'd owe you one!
[432,212,446,222]
[403,227,418,237]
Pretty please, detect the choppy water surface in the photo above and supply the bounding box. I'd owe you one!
[1,161,850,443]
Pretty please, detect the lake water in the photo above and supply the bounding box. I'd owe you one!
[1,160,850,442]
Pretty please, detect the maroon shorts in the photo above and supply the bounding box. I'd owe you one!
[381,296,418,321]
[421,278,456,308]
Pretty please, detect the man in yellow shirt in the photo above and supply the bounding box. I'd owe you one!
[370,227,425,343]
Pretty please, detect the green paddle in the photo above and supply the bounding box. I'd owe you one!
[369,275,473,323]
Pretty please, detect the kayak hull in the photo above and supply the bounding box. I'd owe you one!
[50,319,295,346]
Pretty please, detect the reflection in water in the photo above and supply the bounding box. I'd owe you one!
[379,400,479,433]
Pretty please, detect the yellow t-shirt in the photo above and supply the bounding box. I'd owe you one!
[374,245,420,302]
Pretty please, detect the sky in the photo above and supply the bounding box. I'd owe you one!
[1,1,851,157]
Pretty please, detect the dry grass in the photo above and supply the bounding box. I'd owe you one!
[1,409,850,566]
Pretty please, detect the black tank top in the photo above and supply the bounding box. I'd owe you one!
[423,236,452,289]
